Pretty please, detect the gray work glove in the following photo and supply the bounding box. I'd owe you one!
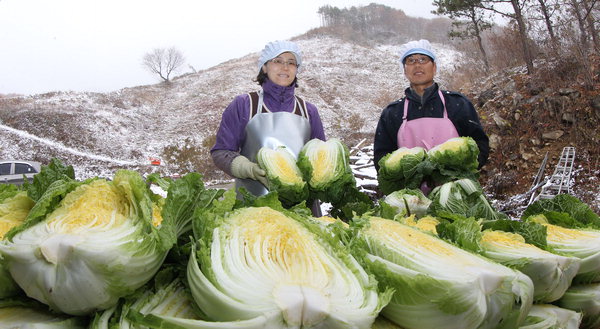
[230,156,269,187]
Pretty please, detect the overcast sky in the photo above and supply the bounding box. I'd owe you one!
[0,0,437,95]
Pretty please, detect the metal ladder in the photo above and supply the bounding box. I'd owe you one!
[537,146,576,200]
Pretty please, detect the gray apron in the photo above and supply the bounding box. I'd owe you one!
[235,90,311,196]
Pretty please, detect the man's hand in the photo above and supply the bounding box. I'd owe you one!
[230,156,269,187]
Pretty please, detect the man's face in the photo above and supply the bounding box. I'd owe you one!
[403,54,436,89]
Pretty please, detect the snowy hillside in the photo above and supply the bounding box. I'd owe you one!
[0,36,462,184]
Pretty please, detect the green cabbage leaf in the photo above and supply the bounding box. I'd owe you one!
[427,137,480,184]
[377,146,429,195]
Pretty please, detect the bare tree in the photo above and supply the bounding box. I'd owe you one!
[142,47,185,82]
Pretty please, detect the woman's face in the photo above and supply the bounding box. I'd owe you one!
[262,52,298,87]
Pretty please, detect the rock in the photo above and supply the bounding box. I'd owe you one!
[558,88,578,96]
[530,138,541,146]
[592,95,600,111]
[542,130,564,140]
[492,112,510,128]
[489,133,501,150]
[562,112,575,124]
[478,88,496,107]
[521,152,535,160]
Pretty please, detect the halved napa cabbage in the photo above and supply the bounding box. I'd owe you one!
[428,178,508,221]
[0,305,87,328]
[297,138,356,205]
[556,283,600,329]
[0,186,35,298]
[184,190,390,329]
[518,304,582,329]
[257,146,308,207]
[351,216,534,329]
[0,169,221,316]
[481,230,580,302]
[528,214,600,284]
[379,188,431,219]
[436,214,580,303]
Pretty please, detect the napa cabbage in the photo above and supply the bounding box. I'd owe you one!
[0,305,87,328]
[518,304,582,329]
[0,185,34,298]
[89,266,204,329]
[0,168,222,316]
[399,214,440,234]
[480,230,580,302]
[436,214,580,303]
[184,190,391,329]
[526,214,600,284]
[523,194,600,229]
[257,146,308,207]
[377,146,428,194]
[379,188,431,219]
[297,138,356,206]
[351,215,534,329]
[427,137,480,184]
[428,178,508,221]
[556,283,600,329]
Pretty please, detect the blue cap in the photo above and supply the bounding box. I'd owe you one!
[399,40,436,64]
[257,40,303,73]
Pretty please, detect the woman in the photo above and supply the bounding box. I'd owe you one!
[211,40,326,211]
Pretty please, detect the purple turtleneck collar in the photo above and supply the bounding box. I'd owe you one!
[261,79,296,112]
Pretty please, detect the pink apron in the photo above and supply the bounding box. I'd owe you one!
[397,90,459,194]
[397,90,459,150]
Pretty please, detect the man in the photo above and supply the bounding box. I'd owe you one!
[373,39,489,172]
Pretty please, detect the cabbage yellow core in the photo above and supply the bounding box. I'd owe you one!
[384,147,423,167]
[311,148,335,183]
[432,137,463,153]
[0,193,34,239]
[402,215,439,234]
[370,218,456,257]
[270,152,303,185]
[482,230,542,252]
[46,180,130,233]
[215,206,376,326]
[544,223,598,241]
[229,207,329,278]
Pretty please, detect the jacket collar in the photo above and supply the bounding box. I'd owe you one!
[262,79,295,105]
[406,82,438,105]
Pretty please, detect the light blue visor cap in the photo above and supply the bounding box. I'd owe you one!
[401,48,436,63]
[257,40,303,73]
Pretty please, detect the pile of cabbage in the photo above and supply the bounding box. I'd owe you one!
[1,155,599,329]
[377,137,480,195]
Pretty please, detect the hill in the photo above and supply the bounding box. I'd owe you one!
[0,35,598,214]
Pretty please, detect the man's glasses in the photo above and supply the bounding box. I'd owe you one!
[405,56,432,65]
[270,58,298,68]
